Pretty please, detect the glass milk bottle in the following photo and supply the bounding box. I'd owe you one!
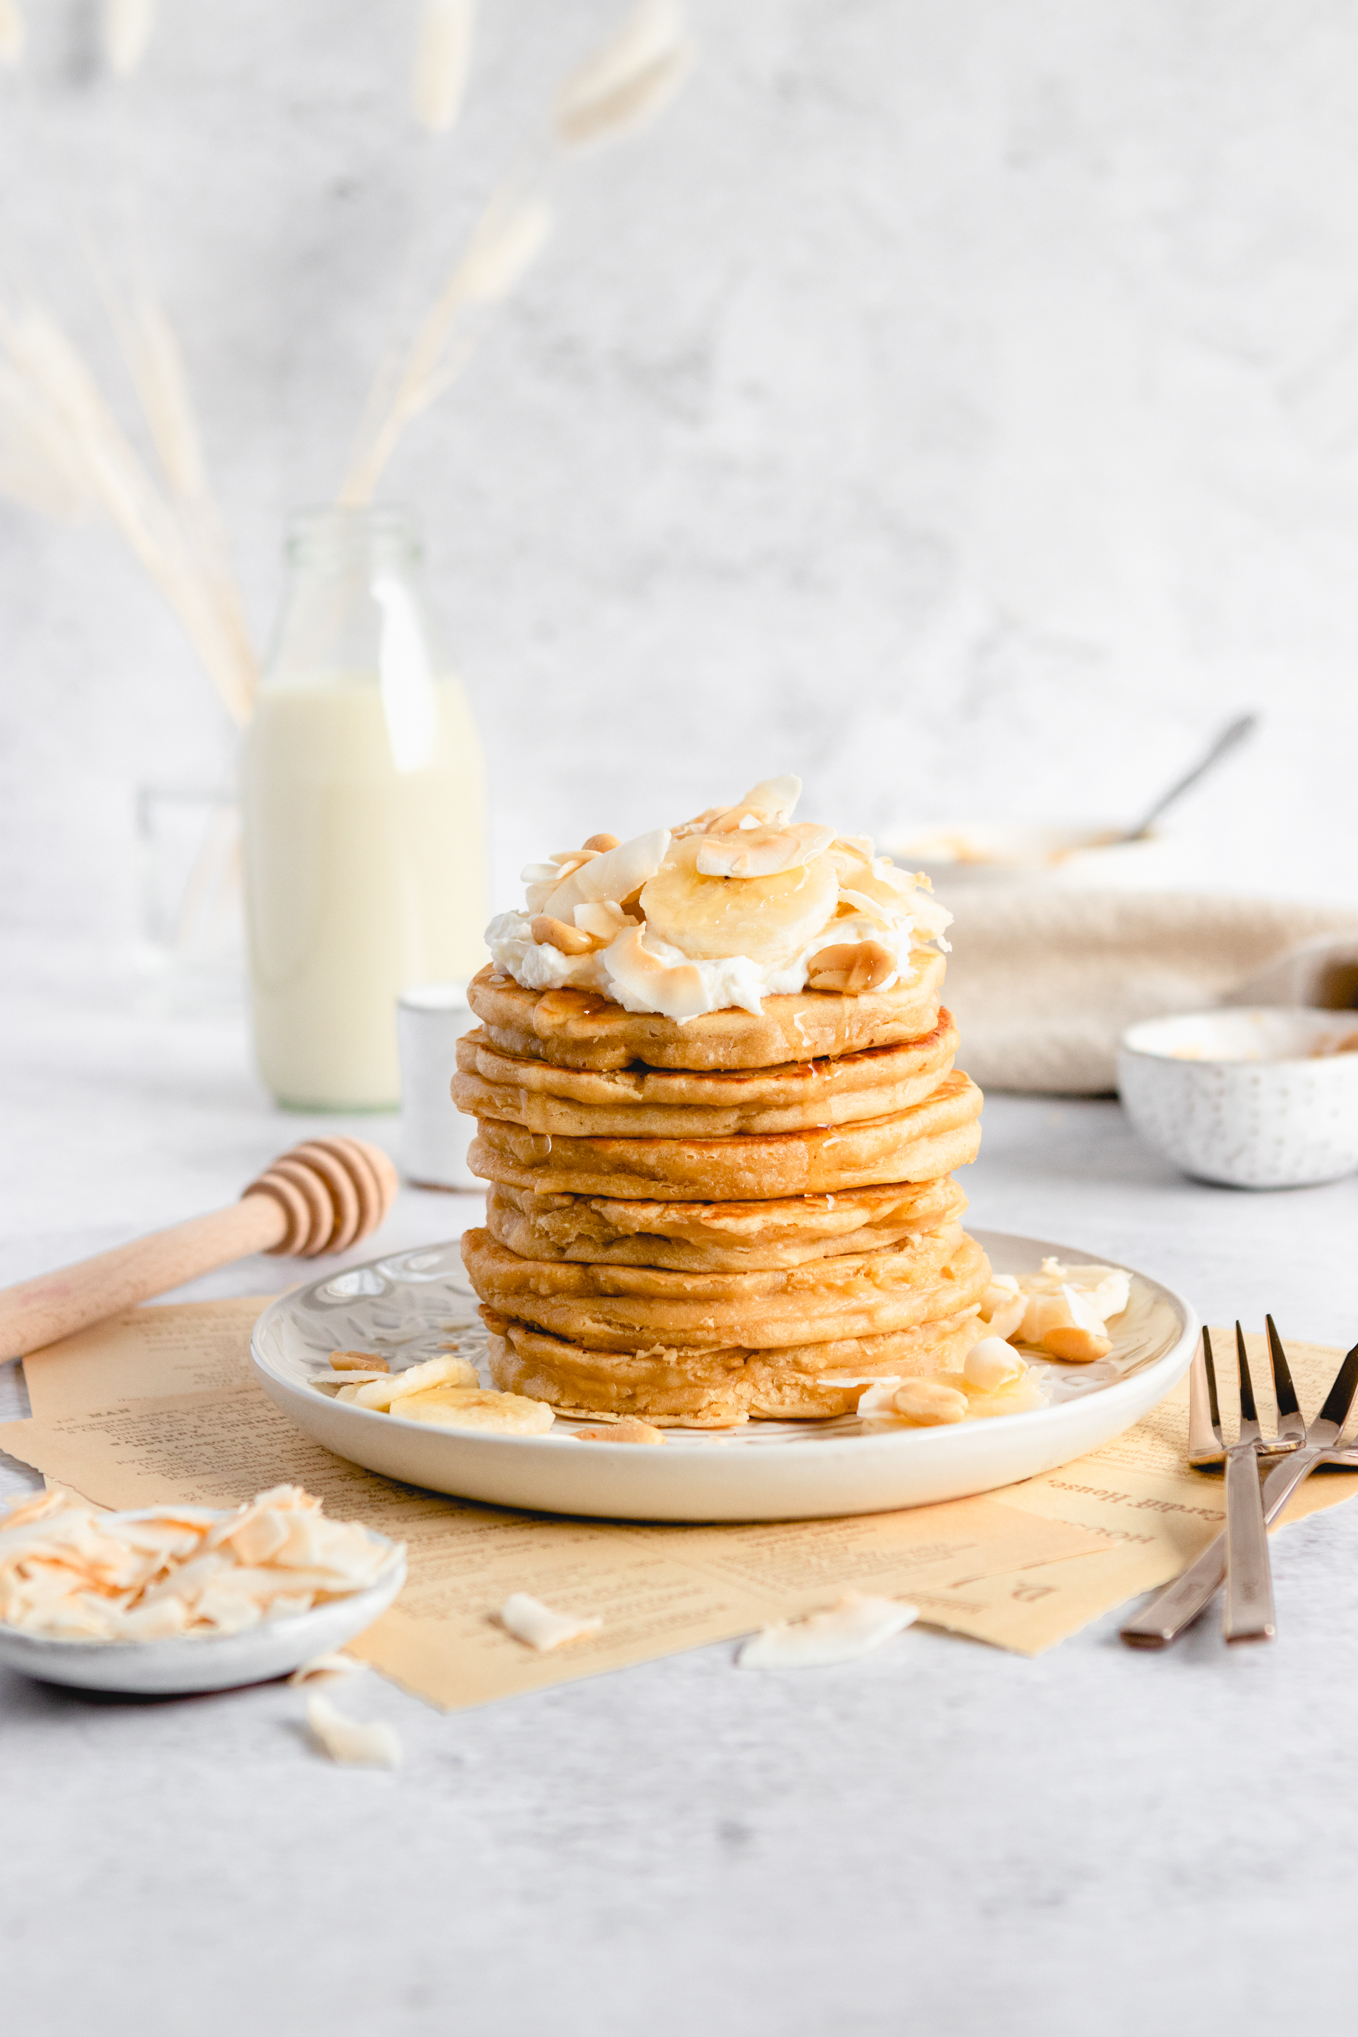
[242,506,486,1109]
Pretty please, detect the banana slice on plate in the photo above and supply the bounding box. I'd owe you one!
[640,837,838,966]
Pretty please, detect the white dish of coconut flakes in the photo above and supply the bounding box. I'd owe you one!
[0,1490,405,1695]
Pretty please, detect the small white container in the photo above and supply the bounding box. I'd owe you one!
[1118,1007,1358,1189]
[397,982,479,1190]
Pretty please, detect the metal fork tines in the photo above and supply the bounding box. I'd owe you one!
[1188,1318,1304,1467]
[1122,1319,1358,1649]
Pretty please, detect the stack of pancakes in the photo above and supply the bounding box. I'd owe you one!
[454,949,989,1427]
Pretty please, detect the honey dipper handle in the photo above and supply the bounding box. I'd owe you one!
[0,1197,286,1363]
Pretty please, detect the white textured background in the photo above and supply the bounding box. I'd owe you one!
[4,0,1358,940]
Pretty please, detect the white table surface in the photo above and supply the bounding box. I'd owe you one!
[4,939,1358,2037]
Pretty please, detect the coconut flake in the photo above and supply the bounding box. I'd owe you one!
[543,827,671,922]
[963,1338,1028,1392]
[288,1651,369,1685]
[856,1379,905,1417]
[601,922,716,1021]
[694,822,835,879]
[305,1693,402,1769]
[737,1591,918,1669]
[498,1591,602,1652]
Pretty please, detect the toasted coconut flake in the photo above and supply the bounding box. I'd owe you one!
[543,827,671,923]
[330,1350,390,1373]
[1017,1284,1113,1362]
[694,822,834,879]
[963,1338,1028,1392]
[498,1591,602,1651]
[306,1693,402,1769]
[737,1591,918,1669]
[855,1378,904,1418]
[288,1651,369,1685]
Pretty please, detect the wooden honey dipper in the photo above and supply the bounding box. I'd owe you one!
[0,1137,400,1363]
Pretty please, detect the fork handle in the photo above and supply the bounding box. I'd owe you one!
[1120,1447,1323,1648]
[1223,1445,1276,1642]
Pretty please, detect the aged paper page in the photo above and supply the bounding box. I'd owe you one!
[7,1308,1357,1691]
[0,1384,1096,1707]
[20,1298,267,1417]
[969,1329,1358,1653]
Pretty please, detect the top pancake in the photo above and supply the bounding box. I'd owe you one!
[466,953,947,1073]
[453,1011,959,1138]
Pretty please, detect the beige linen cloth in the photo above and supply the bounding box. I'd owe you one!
[942,890,1358,1094]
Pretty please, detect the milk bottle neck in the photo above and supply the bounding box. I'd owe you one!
[265,504,441,690]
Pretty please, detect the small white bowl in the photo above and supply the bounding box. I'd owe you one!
[0,1517,406,1695]
[886,821,1173,892]
[1118,1007,1358,1189]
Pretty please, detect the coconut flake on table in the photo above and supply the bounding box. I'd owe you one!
[305,1693,402,1769]
[737,1591,919,1669]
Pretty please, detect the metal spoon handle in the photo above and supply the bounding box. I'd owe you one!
[1120,713,1257,842]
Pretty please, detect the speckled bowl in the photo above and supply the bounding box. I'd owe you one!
[1118,1008,1358,1189]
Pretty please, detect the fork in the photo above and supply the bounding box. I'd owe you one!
[1121,1320,1358,1648]
[1188,1317,1304,1467]
[1222,1324,1274,1643]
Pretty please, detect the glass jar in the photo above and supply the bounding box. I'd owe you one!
[241,506,486,1109]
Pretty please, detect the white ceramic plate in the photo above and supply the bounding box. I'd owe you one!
[0,1522,406,1694]
[251,1231,1197,1524]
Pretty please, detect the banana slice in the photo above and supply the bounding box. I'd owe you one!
[395,1386,555,1432]
[640,836,838,965]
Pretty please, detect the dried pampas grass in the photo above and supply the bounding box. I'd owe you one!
[0,366,90,518]
[0,301,256,724]
[104,0,157,79]
[555,0,694,148]
[125,295,207,504]
[122,294,257,704]
[413,0,476,136]
[458,192,553,304]
[0,0,24,69]
[338,189,552,505]
[341,1,693,504]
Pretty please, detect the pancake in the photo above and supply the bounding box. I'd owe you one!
[460,1224,986,1351]
[484,1176,969,1272]
[466,954,947,1073]
[468,1071,983,1202]
[453,1012,958,1137]
[484,1306,985,1426]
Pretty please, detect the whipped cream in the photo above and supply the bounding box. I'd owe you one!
[486,775,952,1022]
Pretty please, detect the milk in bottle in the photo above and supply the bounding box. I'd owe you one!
[242,507,486,1108]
